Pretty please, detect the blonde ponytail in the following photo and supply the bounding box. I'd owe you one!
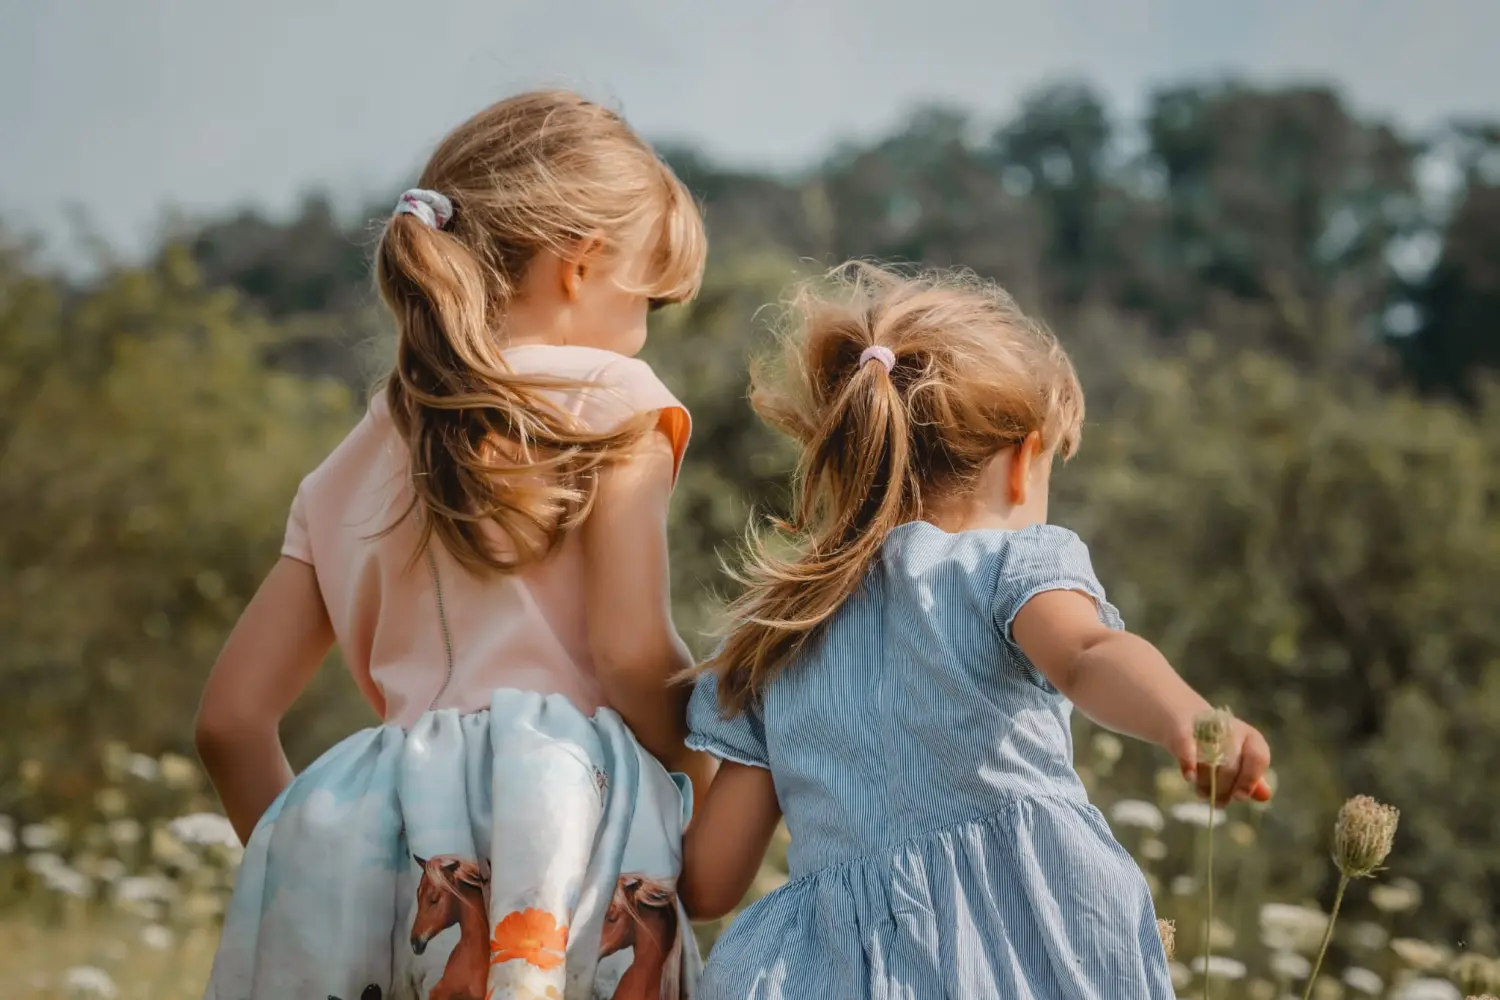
[373,90,705,575]
[706,263,1084,713]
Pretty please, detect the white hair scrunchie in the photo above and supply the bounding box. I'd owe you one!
[394,188,454,230]
[858,345,896,374]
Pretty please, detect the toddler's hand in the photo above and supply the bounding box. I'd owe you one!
[1170,719,1273,808]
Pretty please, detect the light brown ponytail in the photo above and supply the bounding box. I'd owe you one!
[706,262,1085,714]
[373,90,705,575]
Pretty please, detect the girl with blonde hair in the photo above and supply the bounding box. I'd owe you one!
[681,263,1272,998]
[196,89,711,1000]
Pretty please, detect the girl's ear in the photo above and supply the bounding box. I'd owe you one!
[1007,431,1044,505]
[561,236,607,302]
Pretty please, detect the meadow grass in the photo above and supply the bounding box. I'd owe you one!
[1,734,1495,1000]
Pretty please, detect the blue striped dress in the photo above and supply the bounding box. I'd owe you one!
[687,522,1175,999]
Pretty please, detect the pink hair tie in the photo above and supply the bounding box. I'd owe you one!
[858,345,896,374]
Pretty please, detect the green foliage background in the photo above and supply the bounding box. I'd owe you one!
[2,80,1499,997]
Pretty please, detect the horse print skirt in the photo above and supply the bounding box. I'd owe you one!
[205,688,699,1000]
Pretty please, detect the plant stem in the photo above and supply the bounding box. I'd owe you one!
[1301,875,1349,1000]
[1203,769,1217,1000]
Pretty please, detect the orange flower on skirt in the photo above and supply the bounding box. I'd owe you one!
[490,908,569,970]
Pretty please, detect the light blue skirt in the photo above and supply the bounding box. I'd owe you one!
[206,689,699,1000]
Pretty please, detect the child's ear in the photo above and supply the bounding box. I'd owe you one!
[562,236,606,301]
[1008,432,1044,505]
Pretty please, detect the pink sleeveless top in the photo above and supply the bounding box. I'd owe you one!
[281,345,691,728]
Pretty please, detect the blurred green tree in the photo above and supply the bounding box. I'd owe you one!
[0,237,363,815]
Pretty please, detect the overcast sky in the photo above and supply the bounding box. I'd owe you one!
[5,0,1498,258]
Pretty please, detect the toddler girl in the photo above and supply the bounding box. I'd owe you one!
[681,263,1271,999]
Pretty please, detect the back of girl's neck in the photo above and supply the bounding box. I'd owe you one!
[501,328,565,350]
[922,510,1045,535]
[500,294,571,350]
[922,491,1046,535]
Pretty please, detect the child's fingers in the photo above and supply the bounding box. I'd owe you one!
[1215,760,1244,808]
[1229,732,1271,802]
[1169,732,1198,785]
[1195,752,1238,802]
[1250,778,1273,802]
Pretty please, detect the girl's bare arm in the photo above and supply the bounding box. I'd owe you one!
[195,556,333,843]
[582,426,716,804]
[679,761,782,920]
[1013,589,1271,805]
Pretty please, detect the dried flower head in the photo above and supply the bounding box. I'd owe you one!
[1333,795,1399,879]
[1453,952,1500,997]
[1157,918,1176,960]
[1194,707,1234,767]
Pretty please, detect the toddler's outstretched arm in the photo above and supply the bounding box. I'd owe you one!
[582,426,716,805]
[1014,590,1272,806]
[196,556,333,844]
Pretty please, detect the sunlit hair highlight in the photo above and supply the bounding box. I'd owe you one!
[704,262,1084,713]
[374,89,706,575]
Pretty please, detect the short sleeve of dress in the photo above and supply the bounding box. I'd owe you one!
[574,357,692,482]
[685,671,769,770]
[281,481,313,565]
[991,525,1123,689]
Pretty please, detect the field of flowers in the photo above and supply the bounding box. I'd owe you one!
[1,724,1497,1000]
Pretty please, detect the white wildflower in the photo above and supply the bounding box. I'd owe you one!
[141,924,174,951]
[25,851,65,876]
[115,873,177,905]
[1341,967,1383,995]
[1141,837,1169,861]
[44,863,92,898]
[1370,877,1422,914]
[1344,920,1388,951]
[1207,917,1236,950]
[1110,799,1164,832]
[1388,977,1460,1000]
[1169,802,1226,828]
[158,753,200,790]
[21,822,62,851]
[1168,961,1192,990]
[0,824,13,855]
[95,858,126,883]
[1271,951,1311,980]
[1154,767,1187,801]
[1245,980,1278,1000]
[127,753,161,781]
[150,826,193,869]
[1390,938,1452,971]
[186,890,225,921]
[63,966,118,999]
[1170,875,1198,896]
[1259,902,1329,953]
[1190,955,1247,980]
[107,819,143,847]
[168,812,239,849]
[1091,732,1124,763]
